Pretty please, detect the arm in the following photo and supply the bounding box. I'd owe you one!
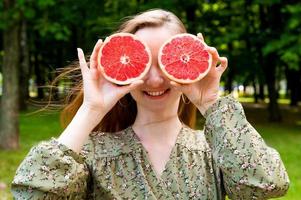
[58,104,104,153]
[11,41,143,198]
[11,138,94,199]
[11,44,104,199]
[170,33,289,199]
[203,95,289,199]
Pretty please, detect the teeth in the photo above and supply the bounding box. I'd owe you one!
[146,90,165,96]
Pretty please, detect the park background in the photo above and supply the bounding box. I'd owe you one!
[0,0,300,199]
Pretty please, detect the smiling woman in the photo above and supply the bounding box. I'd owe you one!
[11,9,289,199]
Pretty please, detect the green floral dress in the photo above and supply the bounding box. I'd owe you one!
[12,95,289,199]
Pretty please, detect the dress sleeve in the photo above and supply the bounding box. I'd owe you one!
[203,95,289,200]
[11,138,94,199]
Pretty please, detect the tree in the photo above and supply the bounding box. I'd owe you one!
[0,0,20,149]
[263,2,301,107]
[19,15,30,110]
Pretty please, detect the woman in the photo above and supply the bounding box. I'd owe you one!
[12,9,289,199]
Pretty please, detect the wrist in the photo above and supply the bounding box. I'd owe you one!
[78,104,105,126]
[80,102,104,114]
[197,98,219,116]
[57,104,104,153]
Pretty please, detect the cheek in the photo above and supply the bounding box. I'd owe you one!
[129,90,141,102]
[170,89,182,98]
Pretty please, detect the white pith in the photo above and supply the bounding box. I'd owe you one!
[120,55,130,64]
[180,54,190,63]
[145,90,166,96]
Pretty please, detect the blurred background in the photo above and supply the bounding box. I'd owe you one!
[0,0,300,199]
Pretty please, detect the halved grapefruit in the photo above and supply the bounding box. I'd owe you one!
[98,33,151,85]
[158,33,212,84]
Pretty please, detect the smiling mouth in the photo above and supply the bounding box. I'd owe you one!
[143,89,170,97]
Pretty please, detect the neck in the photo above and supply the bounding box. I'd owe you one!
[133,108,182,145]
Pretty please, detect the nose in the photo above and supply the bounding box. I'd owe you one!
[144,64,165,87]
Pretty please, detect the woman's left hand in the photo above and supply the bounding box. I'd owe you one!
[170,33,228,115]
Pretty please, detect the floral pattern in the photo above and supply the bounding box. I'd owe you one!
[12,95,289,199]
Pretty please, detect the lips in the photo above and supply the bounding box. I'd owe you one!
[143,89,170,97]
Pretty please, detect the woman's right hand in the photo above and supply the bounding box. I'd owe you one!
[77,39,143,117]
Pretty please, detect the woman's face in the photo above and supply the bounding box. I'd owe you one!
[130,26,182,112]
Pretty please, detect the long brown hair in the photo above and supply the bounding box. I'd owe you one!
[60,9,197,132]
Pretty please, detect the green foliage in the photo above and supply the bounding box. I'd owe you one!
[0,1,3,29]
[1,0,300,72]
[254,0,281,6]
[35,21,71,41]
[262,2,301,70]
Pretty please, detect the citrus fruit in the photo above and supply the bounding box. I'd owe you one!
[158,33,212,84]
[98,33,151,85]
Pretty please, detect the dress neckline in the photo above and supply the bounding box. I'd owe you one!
[127,125,184,179]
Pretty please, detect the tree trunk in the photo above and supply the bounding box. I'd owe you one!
[259,3,282,122]
[264,54,282,121]
[287,69,301,106]
[33,40,45,99]
[19,18,30,110]
[0,0,20,149]
[252,80,258,103]
[225,43,234,94]
[258,83,265,101]
[299,66,301,103]
[255,44,265,102]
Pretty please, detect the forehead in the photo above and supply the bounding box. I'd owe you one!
[135,26,176,48]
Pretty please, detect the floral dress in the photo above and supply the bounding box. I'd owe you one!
[11,95,289,199]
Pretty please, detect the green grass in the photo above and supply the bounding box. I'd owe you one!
[0,104,300,199]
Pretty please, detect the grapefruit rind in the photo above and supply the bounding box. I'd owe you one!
[158,33,212,84]
[98,33,152,85]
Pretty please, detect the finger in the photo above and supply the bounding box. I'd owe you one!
[170,81,181,89]
[89,67,100,80]
[77,48,88,74]
[118,80,144,96]
[197,33,204,42]
[206,47,220,68]
[217,57,228,74]
[90,39,103,69]
[208,47,219,62]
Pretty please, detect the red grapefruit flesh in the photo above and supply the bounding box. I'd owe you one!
[98,33,151,85]
[158,33,212,84]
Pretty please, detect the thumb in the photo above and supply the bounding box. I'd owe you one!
[118,80,144,96]
[170,81,192,95]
